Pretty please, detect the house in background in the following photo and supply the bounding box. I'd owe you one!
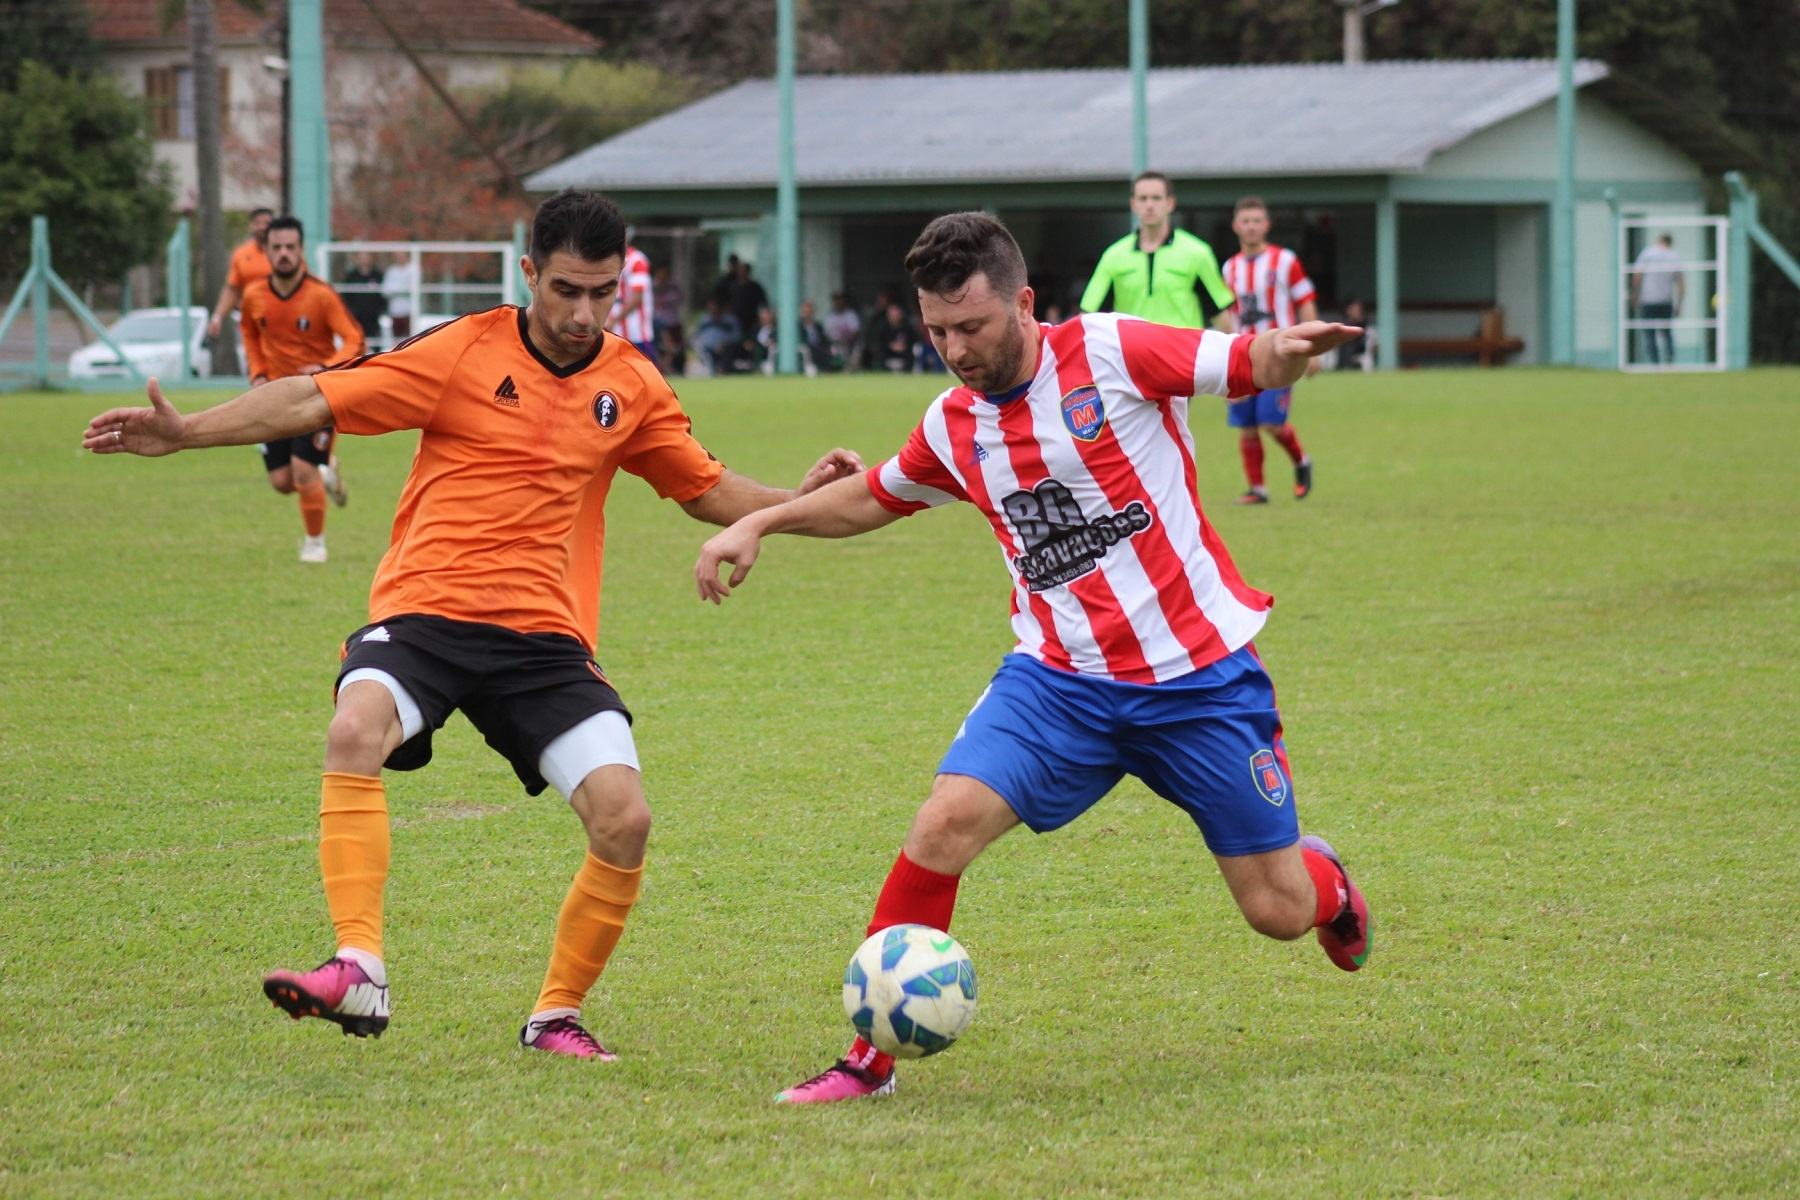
[532,60,1752,367]
[88,0,598,215]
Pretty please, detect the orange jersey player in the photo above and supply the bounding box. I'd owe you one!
[83,189,864,1058]
[238,216,365,562]
[207,205,272,344]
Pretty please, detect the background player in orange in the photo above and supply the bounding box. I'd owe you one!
[239,216,365,562]
[83,190,863,1060]
[207,205,272,347]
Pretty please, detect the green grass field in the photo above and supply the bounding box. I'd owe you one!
[2,368,1797,1197]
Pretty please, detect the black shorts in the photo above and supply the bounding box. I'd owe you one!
[260,426,337,473]
[335,614,631,796]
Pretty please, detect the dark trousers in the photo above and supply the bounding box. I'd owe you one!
[1639,302,1675,364]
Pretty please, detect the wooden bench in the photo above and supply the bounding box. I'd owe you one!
[1401,308,1524,367]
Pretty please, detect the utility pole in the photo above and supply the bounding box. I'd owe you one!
[1549,0,1577,365]
[188,0,233,374]
[1339,0,1399,66]
[1129,0,1148,176]
[775,0,799,375]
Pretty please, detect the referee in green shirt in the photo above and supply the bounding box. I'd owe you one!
[1080,172,1235,330]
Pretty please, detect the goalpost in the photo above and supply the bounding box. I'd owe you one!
[1616,215,1728,373]
[314,241,524,351]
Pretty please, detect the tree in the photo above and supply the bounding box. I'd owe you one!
[185,0,234,371]
[0,0,96,91]
[0,61,175,285]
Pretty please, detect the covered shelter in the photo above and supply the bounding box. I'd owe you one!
[530,60,1747,368]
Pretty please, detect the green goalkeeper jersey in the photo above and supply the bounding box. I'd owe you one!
[1080,227,1235,329]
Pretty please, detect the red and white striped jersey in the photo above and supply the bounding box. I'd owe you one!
[867,314,1273,684]
[1222,245,1315,334]
[607,246,654,343]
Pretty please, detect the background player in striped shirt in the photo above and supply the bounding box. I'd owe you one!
[694,212,1371,1105]
[1222,197,1317,504]
[239,216,365,562]
[84,190,863,1060]
[607,237,655,365]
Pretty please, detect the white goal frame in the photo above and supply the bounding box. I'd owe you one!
[314,241,520,350]
[1617,215,1728,373]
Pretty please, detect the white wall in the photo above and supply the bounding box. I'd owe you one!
[1494,206,1543,364]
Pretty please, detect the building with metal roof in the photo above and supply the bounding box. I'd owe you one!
[531,60,1744,368]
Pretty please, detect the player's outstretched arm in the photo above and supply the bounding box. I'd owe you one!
[82,376,334,457]
[1248,321,1363,391]
[678,448,865,527]
[694,473,899,604]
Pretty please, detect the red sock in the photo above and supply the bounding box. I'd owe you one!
[847,851,962,1077]
[1271,424,1307,464]
[1238,433,1266,488]
[1302,848,1346,927]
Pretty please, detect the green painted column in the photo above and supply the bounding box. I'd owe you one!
[1604,187,1620,368]
[511,219,530,309]
[1129,0,1148,176]
[1375,192,1398,370]
[1549,0,1576,364]
[289,0,330,243]
[774,0,800,374]
[1724,172,1753,370]
[31,216,50,388]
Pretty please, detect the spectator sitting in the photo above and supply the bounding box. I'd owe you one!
[822,292,861,370]
[695,299,742,375]
[869,302,918,373]
[755,306,777,374]
[798,300,832,373]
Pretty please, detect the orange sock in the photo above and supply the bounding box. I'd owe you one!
[534,853,643,1015]
[318,772,389,958]
[298,478,327,536]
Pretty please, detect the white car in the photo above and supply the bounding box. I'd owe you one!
[68,307,238,380]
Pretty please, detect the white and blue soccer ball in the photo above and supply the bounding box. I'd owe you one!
[842,924,977,1058]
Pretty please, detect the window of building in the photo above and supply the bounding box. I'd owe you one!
[145,66,229,141]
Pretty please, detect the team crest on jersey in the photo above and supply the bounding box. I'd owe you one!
[592,391,620,430]
[297,316,311,332]
[1249,748,1288,807]
[1060,385,1105,441]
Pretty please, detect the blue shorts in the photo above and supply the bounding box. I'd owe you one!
[1227,387,1292,428]
[937,647,1300,857]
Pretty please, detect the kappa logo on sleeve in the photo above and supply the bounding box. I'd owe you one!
[1249,748,1288,806]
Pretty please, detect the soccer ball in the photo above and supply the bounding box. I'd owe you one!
[842,924,977,1059]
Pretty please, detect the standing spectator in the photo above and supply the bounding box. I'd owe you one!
[1631,234,1684,365]
[730,262,769,365]
[340,251,386,340]
[709,255,740,311]
[822,292,861,369]
[868,301,917,373]
[1335,298,1374,370]
[652,266,688,376]
[755,306,778,373]
[695,298,742,375]
[381,253,417,342]
[797,300,831,373]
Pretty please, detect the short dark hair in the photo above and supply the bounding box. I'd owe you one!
[248,206,274,219]
[267,215,304,242]
[1234,195,1268,215]
[904,212,1027,298]
[1132,171,1173,195]
[530,189,627,268]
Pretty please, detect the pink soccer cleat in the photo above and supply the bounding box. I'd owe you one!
[520,1015,617,1060]
[1300,835,1372,971]
[263,956,390,1037]
[775,1060,897,1105]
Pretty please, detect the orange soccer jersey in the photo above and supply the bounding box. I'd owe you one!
[226,237,270,291]
[313,307,723,649]
[240,273,366,381]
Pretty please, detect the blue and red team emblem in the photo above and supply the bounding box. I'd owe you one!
[1249,747,1288,806]
[1060,385,1105,441]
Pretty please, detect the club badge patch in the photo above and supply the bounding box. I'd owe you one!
[297,316,311,332]
[1060,385,1105,441]
[592,391,620,430]
[1249,748,1288,806]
